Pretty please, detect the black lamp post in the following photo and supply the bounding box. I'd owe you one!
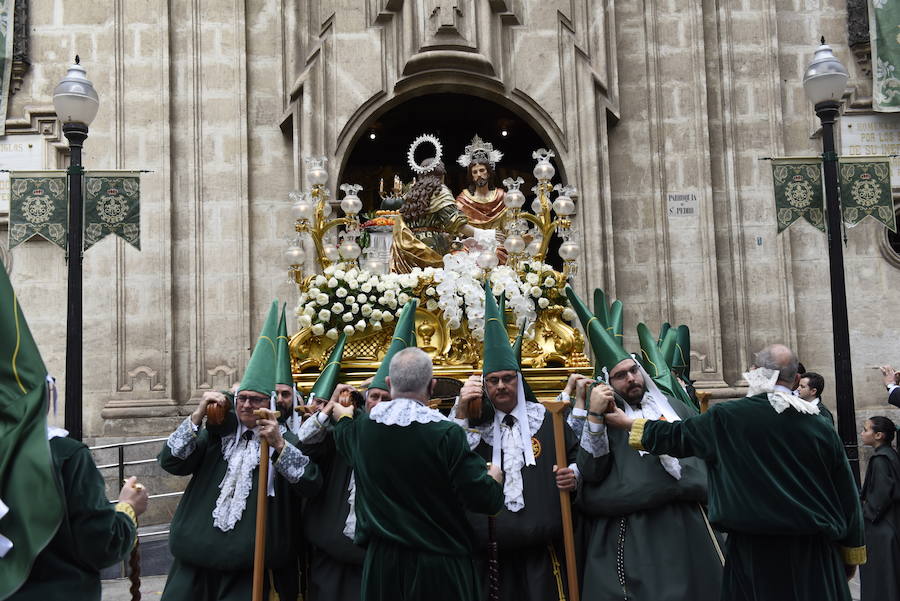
[802,40,860,486]
[52,56,99,442]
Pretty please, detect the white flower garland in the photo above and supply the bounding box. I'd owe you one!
[295,259,575,341]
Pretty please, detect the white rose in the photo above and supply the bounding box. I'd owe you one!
[544,276,556,287]
[384,289,396,299]
[332,302,345,314]
[308,287,320,297]
[318,309,331,321]
[335,269,346,279]
[326,328,339,340]
[538,297,550,309]
[335,287,348,298]
[526,273,539,285]
[562,307,576,321]
[357,293,367,304]
[343,312,354,323]
[311,323,325,336]
[316,294,329,305]
[398,292,410,305]
[361,305,373,317]
[327,277,339,288]
[372,321,383,330]
[426,299,438,311]
[343,324,355,335]
[298,315,312,328]
[386,299,397,310]
[355,319,367,331]
[383,311,395,322]
[371,309,383,321]
[425,287,436,296]
[351,303,360,313]
[303,306,315,317]
[314,275,327,287]
[361,282,373,293]
[369,295,378,303]
[347,268,359,279]
[324,265,336,276]
[448,318,461,330]
[531,286,543,298]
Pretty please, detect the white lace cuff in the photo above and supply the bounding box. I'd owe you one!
[581,420,610,457]
[298,412,329,444]
[567,407,587,438]
[167,417,198,459]
[274,442,310,484]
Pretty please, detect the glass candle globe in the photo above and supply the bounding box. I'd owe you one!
[307,166,328,187]
[341,194,362,215]
[559,240,579,260]
[291,199,314,221]
[552,196,576,216]
[525,239,542,256]
[324,245,341,262]
[285,245,305,264]
[504,234,525,254]
[339,240,362,260]
[531,197,545,214]
[504,189,525,209]
[476,250,499,269]
[533,160,555,181]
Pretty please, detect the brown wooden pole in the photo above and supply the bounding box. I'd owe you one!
[541,400,579,601]
[251,408,279,601]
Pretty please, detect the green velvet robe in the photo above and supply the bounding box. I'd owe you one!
[157,420,321,601]
[575,396,722,601]
[333,410,504,601]
[635,393,866,601]
[299,422,364,601]
[467,410,579,601]
[9,437,137,601]
[859,444,900,601]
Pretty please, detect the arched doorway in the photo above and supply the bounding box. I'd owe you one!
[338,93,566,267]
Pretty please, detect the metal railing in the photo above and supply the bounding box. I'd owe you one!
[89,436,182,578]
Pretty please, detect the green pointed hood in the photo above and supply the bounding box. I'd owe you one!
[482,281,518,375]
[309,333,347,401]
[636,322,696,410]
[658,326,677,369]
[566,286,630,377]
[510,319,538,402]
[275,304,293,386]
[657,322,671,347]
[673,325,691,383]
[593,288,624,342]
[369,299,418,392]
[0,266,64,598]
[240,301,279,396]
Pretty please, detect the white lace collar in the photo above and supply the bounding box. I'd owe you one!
[744,369,820,416]
[476,400,546,444]
[369,397,449,426]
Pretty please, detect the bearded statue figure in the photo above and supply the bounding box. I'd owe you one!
[455,135,508,263]
[391,136,473,273]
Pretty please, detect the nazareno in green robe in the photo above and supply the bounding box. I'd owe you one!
[9,436,137,601]
[859,444,900,601]
[157,417,322,601]
[460,405,579,601]
[575,395,722,601]
[298,411,365,601]
[332,399,504,601]
[633,392,866,601]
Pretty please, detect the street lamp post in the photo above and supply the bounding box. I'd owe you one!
[802,40,860,486]
[53,56,99,442]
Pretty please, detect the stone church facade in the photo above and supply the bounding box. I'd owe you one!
[2,0,897,440]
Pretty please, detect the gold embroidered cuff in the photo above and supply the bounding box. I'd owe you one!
[629,418,648,450]
[841,545,867,565]
[336,413,354,422]
[115,501,138,528]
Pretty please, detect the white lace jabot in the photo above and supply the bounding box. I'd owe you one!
[369,398,449,426]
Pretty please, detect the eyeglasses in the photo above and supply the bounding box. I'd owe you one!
[236,394,269,406]
[485,374,517,386]
[608,365,639,382]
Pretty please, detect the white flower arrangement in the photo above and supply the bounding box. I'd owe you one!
[294,260,574,341]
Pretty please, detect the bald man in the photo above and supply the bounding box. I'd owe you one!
[604,344,866,601]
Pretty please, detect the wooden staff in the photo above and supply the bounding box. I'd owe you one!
[124,479,144,601]
[541,400,580,601]
[487,515,500,601]
[251,408,280,601]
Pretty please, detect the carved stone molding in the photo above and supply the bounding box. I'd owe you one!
[200,364,238,392]
[118,365,166,393]
[10,0,29,95]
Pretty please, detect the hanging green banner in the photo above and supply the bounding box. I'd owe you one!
[8,171,68,250]
[0,0,14,135]
[771,159,825,233]
[870,0,900,112]
[838,157,896,231]
[83,171,141,251]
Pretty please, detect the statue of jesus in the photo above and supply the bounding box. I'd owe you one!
[455,135,508,262]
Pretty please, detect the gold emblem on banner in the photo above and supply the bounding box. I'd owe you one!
[531,436,542,459]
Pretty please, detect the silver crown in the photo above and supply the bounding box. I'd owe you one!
[457,135,503,169]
